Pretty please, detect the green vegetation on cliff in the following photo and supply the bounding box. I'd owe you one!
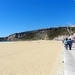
[0,27,75,41]
[18,27,75,40]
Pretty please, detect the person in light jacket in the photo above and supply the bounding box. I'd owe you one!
[64,38,69,50]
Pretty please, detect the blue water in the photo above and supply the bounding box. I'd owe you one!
[0,40,12,42]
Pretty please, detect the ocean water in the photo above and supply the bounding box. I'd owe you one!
[0,40,12,42]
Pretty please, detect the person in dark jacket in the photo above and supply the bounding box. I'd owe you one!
[68,38,73,50]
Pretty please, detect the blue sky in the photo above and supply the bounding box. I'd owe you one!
[0,0,75,37]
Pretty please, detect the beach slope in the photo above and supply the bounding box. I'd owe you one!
[0,40,62,75]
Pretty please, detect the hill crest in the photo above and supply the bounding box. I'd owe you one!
[0,26,75,41]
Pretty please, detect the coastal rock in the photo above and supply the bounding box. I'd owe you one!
[0,27,75,41]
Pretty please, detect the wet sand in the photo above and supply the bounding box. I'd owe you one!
[0,40,62,75]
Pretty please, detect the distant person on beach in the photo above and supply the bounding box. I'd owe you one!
[64,38,69,50]
[68,38,73,50]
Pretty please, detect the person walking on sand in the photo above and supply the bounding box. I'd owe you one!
[64,38,69,50]
[68,38,73,50]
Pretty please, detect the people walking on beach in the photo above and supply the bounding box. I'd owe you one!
[68,38,73,50]
[64,38,69,50]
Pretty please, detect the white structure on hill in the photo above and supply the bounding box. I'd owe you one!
[53,23,75,41]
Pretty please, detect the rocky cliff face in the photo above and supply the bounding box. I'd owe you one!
[0,27,75,41]
[7,33,26,41]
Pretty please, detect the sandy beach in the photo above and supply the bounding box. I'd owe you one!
[0,40,62,75]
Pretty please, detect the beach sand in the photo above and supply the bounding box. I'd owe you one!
[0,40,62,75]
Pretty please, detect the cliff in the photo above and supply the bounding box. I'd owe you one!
[0,26,75,41]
